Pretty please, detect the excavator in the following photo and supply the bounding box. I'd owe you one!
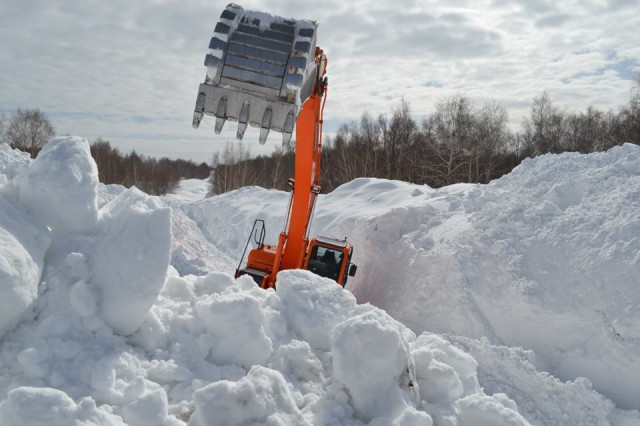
[192,4,357,288]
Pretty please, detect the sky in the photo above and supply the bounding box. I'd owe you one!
[0,0,638,163]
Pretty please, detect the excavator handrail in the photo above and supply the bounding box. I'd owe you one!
[235,219,266,276]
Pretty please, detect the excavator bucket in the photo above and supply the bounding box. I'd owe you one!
[193,3,319,145]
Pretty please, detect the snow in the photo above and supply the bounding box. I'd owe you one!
[3,136,99,233]
[1,138,640,425]
[93,187,171,335]
[0,386,124,426]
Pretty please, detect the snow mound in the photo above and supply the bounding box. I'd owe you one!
[0,144,31,184]
[190,366,303,426]
[4,136,99,233]
[189,144,640,421]
[93,187,171,335]
[0,196,50,339]
[2,138,640,425]
[0,386,124,426]
[345,145,640,410]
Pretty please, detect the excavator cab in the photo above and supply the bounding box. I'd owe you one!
[305,237,357,287]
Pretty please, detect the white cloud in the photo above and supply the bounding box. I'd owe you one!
[0,0,637,161]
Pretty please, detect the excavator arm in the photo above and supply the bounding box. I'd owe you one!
[193,4,356,288]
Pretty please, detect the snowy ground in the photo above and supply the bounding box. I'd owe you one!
[1,137,639,425]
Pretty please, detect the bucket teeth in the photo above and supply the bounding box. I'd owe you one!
[194,4,319,143]
[214,98,227,134]
[259,108,272,144]
[282,112,294,145]
[237,102,250,140]
[215,117,225,134]
[192,112,203,129]
[193,92,206,128]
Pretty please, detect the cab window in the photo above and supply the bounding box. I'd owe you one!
[306,246,344,281]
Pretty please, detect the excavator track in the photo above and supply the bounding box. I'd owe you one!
[193,3,319,144]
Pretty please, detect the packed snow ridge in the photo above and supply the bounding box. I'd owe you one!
[0,137,639,425]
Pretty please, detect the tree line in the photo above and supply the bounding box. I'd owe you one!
[0,109,211,195]
[210,82,640,194]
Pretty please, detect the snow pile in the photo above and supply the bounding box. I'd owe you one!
[4,137,99,233]
[1,138,640,425]
[0,144,30,184]
[0,140,527,425]
[0,139,171,419]
[0,386,124,426]
[0,193,49,339]
[186,144,640,423]
[337,145,640,410]
[141,269,527,425]
[93,188,171,335]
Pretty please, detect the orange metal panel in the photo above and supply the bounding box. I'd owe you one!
[246,245,277,273]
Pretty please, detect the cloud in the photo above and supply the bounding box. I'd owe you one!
[535,13,571,29]
[0,0,638,161]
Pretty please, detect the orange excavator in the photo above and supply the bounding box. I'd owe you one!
[192,4,357,288]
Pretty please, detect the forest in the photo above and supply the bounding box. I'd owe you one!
[211,86,640,195]
[2,79,638,197]
[0,110,210,195]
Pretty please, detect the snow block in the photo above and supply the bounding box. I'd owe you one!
[5,137,99,233]
[92,187,171,336]
[0,143,31,184]
[0,195,50,339]
[276,269,357,350]
[122,377,169,426]
[189,366,304,426]
[0,386,125,426]
[455,393,529,426]
[195,291,273,367]
[332,309,419,423]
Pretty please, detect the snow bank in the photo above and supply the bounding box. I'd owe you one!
[320,145,640,411]
[2,138,640,425]
[188,144,640,420]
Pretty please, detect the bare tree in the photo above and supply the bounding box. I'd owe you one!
[383,98,416,181]
[210,141,254,194]
[0,113,6,144]
[6,109,55,157]
[521,91,567,155]
[417,95,474,186]
[472,102,510,182]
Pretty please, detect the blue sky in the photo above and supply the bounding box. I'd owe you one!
[1,0,638,162]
